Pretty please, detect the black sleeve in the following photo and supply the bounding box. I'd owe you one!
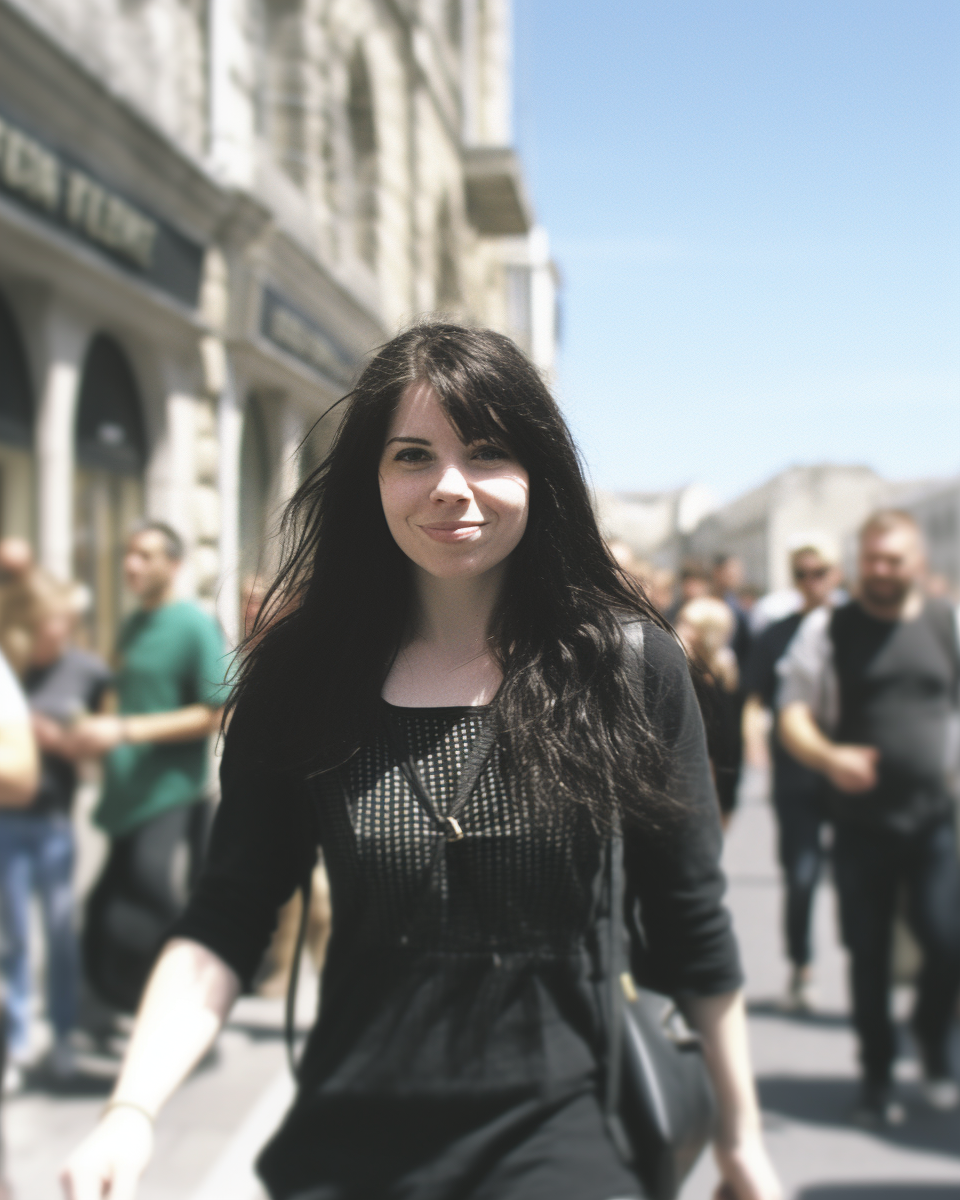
[622,624,743,998]
[168,703,318,986]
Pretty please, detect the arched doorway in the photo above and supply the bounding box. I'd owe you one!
[238,396,271,630]
[0,292,35,543]
[73,335,146,657]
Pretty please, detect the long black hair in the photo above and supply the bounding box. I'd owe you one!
[230,322,676,830]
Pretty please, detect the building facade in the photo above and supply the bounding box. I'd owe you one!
[0,0,556,654]
[887,477,960,594]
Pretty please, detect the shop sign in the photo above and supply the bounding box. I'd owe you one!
[261,289,355,386]
[0,109,204,306]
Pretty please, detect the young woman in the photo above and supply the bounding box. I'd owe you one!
[62,325,780,1200]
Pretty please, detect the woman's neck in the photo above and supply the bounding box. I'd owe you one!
[410,565,504,652]
[381,566,505,707]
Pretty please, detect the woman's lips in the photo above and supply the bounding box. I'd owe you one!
[419,523,485,542]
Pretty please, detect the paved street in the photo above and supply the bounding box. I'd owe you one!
[5,771,960,1199]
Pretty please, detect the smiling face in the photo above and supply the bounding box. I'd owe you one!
[378,380,530,584]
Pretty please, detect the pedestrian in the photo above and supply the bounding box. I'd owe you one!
[0,536,41,679]
[646,566,676,617]
[675,596,741,826]
[711,554,752,676]
[0,571,111,1087]
[740,540,840,1011]
[778,510,960,1125]
[666,557,711,621]
[69,523,229,1015]
[62,324,781,1200]
[0,639,39,1198]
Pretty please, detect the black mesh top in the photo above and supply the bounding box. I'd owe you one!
[322,702,601,955]
[172,623,741,1199]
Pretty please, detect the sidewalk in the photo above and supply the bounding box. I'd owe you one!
[683,767,960,1200]
[4,770,960,1198]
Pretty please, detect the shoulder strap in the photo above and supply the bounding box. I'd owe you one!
[602,828,634,1164]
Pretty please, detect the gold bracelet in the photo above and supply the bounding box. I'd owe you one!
[102,1099,155,1124]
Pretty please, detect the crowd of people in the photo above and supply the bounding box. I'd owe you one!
[615,510,960,1129]
[0,524,228,1197]
[0,326,953,1199]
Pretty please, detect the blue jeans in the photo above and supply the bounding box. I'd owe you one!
[0,813,78,1054]
[771,769,826,968]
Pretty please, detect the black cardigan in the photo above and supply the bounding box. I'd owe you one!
[171,621,741,1196]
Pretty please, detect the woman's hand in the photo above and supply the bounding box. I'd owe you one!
[60,1106,154,1200]
[714,1133,783,1200]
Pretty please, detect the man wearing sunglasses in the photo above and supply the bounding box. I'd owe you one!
[779,510,960,1128]
[741,540,841,1014]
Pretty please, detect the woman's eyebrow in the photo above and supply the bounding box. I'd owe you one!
[385,436,431,446]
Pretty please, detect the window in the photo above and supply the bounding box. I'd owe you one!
[435,196,460,309]
[263,0,308,186]
[239,396,271,587]
[505,265,532,350]
[445,0,462,47]
[347,46,378,269]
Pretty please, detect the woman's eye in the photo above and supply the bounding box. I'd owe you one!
[394,448,430,463]
[474,445,509,462]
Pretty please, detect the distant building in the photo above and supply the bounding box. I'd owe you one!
[891,477,960,592]
[0,0,556,652]
[685,465,889,591]
[595,484,717,564]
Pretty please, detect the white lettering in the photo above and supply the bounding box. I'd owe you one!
[0,116,60,212]
[65,168,157,268]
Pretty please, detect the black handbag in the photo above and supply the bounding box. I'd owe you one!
[602,830,717,1200]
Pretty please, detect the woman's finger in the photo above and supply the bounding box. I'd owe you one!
[59,1164,104,1200]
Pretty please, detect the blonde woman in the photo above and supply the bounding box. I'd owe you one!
[676,596,742,824]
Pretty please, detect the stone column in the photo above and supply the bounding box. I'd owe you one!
[35,303,88,579]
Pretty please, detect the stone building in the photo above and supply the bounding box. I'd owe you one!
[684,465,888,591]
[0,0,556,654]
[887,476,960,593]
[594,484,718,565]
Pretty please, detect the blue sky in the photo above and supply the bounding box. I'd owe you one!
[512,1,960,499]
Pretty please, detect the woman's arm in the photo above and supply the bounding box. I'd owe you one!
[622,627,781,1198]
[60,938,240,1200]
[684,991,781,1200]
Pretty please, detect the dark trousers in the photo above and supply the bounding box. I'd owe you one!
[83,802,209,1012]
[772,776,826,968]
[833,816,960,1084]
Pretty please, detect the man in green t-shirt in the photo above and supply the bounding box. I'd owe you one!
[73,522,229,1011]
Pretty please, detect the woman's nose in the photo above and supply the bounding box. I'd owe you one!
[431,465,471,501]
